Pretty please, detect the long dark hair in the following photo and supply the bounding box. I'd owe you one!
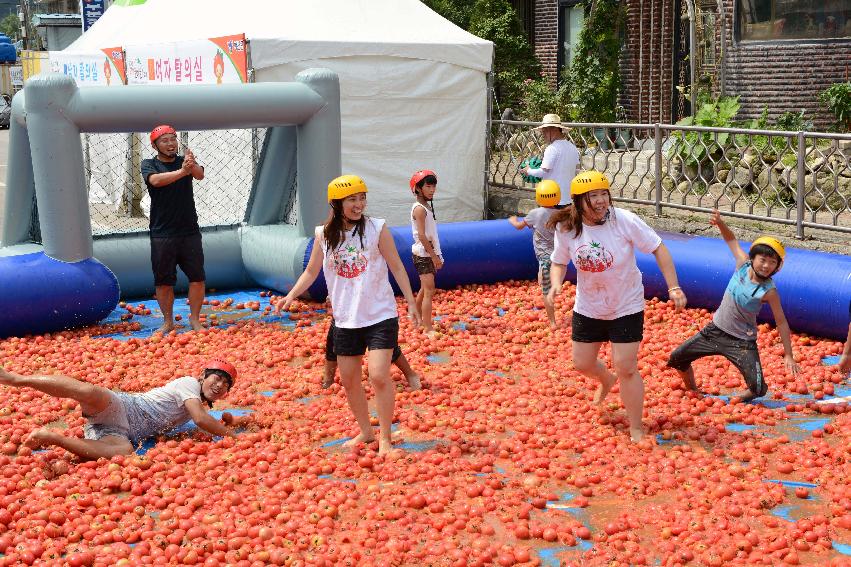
[323,199,367,252]
[545,191,614,237]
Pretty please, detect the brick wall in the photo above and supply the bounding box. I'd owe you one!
[619,0,678,124]
[533,0,558,86]
[718,0,851,130]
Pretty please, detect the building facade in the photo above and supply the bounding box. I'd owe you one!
[529,0,851,128]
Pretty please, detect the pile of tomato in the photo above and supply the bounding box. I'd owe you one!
[0,281,849,566]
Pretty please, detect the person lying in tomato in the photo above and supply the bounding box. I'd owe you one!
[0,360,249,460]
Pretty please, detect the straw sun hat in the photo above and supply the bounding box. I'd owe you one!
[532,114,569,131]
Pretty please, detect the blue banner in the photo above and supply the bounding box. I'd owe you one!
[81,0,106,31]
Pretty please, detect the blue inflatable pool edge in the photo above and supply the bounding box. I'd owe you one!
[0,252,120,337]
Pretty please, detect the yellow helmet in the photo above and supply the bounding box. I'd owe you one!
[570,170,610,196]
[535,180,561,207]
[751,236,785,261]
[327,174,368,203]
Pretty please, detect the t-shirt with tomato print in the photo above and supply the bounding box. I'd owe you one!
[551,207,662,320]
[316,217,399,329]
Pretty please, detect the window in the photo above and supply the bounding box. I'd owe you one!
[510,0,534,43]
[738,0,851,41]
[558,0,585,74]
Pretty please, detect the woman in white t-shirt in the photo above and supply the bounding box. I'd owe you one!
[275,175,420,455]
[546,171,688,442]
[0,360,245,460]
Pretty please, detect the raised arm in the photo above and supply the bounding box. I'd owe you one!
[378,225,422,328]
[184,398,237,437]
[652,243,687,310]
[275,237,323,314]
[508,216,529,230]
[710,209,748,267]
[764,289,800,376]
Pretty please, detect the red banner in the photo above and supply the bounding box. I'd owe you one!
[209,33,248,84]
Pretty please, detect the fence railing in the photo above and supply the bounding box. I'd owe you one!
[489,120,851,238]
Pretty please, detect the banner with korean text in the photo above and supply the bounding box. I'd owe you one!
[124,33,248,86]
[48,47,126,87]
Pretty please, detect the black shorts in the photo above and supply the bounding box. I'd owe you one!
[667,322,766,397]
[572,310,644,344]
[325,320,402,362]
[413,255,438,276]
[150,233,205,287]
[332,317,399,357]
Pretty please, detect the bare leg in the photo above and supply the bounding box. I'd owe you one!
[188,281,205,331]
[25,430,132,461]
[393,354,421,390]
[0,367,111,416]
[418,274,436,333]
[612,342,645,442]
[572,341,617,405]
[322,359,337,389]
[155,285,176,333]
[337,355,375,447]
[677,366,701,393]
[367,349,395,455]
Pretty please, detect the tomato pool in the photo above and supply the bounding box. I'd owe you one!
[0,282,849,566]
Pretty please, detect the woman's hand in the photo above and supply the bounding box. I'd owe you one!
[546,284,562,306]
[407,300,422,328]
[274,295,294,315]
[432,255,444,270]
[669,288,687,311]
[709,208,722,227]
[784,355,800,376]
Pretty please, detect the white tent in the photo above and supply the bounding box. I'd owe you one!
[68,0,494,226]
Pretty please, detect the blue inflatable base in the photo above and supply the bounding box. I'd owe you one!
[0,252,119,338]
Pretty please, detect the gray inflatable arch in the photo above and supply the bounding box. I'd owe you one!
[0,69,341,337]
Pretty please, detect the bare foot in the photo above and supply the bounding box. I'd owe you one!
[549,321,558,330]
[24,429,56,450]
[343,432,375,449]
[406,373,422,391]
[425,330,440,339]
[156,322,175,334]
[593,374,617,405]
[189,318,205,332]
[629,427,645,443]
[378,437,394,455]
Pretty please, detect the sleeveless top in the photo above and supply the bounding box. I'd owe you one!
[713,262,775,341]
[411,202,442,258]
[316,217,398,329]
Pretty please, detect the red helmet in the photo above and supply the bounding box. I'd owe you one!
[205,360,237,387]
[150,124,177,144]
[409,169,437,194]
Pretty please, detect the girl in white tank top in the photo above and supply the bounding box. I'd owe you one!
[409,170,443,335]
[275,175,420,455]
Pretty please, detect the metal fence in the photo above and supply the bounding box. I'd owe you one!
[489,120,851,238]
[81,128,271,237]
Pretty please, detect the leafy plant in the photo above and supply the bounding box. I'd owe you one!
[518,73,573,121]
[774,110,812,132]
[564,0,625,122]
[0,14,19,40]
[667,96,741,167]
[819,82,851,132]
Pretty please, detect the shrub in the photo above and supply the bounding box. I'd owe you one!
[819,82,851,132]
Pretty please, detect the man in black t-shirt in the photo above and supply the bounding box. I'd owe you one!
[141,125,206,332]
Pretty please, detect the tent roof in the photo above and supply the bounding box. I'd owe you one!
[68,0,493,72]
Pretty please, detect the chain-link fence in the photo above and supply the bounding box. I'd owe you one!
[490,120,851,238]
[82,128,268,237]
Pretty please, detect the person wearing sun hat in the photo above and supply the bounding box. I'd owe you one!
[520,113,580,208]
[0,360,245,460]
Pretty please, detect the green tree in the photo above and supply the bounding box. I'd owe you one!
[0,14,20,40]
[565,0,625,122]
[424,0,539,109]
